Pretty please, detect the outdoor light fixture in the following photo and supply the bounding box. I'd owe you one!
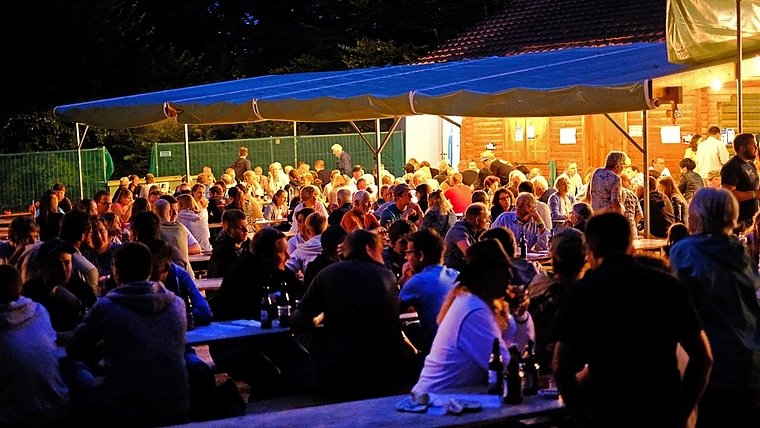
[711,79,722,90]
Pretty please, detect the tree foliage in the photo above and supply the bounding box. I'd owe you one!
[0,0,510,176]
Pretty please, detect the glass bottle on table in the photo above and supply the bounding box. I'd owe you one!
[488,338,504,395]
[522,339,539,396]
[260,285,272,329]
[504,345,524,404]
[519,232,527,258]
[184,291,195,331]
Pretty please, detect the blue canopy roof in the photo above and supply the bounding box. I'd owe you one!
[54,42,688,129]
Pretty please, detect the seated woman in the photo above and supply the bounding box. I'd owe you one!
[412,240,532,393]
[419,190,457,237]
[263,190,291,231]
[548,177,575,225]
[564,201,593,232]
[176,194,212,253]
[111,187,133,226]
[490,187,514,222]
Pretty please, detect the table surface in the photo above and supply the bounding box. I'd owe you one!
[194,277,223,291]
[173,387,565,427]
[186,320,290,347]
[633,238,668,251]
[189,253,212,263]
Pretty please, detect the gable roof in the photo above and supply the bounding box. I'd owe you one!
[421,0,667,62]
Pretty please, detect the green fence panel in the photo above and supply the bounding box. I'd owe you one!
[0,147,114,212]
[150,132,405,179]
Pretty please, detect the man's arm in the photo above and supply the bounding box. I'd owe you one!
[718,142,730,165]
[553,341,592,428]
[722,182,757,202]
[678,330,713,422]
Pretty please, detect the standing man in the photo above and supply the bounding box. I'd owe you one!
[492,192,549,253]
[314,160,332,188]
[721,133,759,230]
[649,157,671,178]
[696,126,730,180]
[589,151,627,214]
[230,147,251,183]
[332,144,352,176]
[481,150,514,185]
[554,213,712,428]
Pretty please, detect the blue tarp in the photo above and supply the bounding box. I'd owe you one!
[54,42,689,128]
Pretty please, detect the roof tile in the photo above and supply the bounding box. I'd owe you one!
[421,0,666,62]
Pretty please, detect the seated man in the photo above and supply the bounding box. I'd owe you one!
[155,197,202,256]
[640,176,675,238]
[491,192,549,253]
[341,190,383,233]
[207,209,250,278]
[327,188,352,226]
[302,225,347,288]
[383,219,417,279]
[291,229,408,399]
[380,183,423,228]
[399,229,458,354]
[443,203,489,272]
[287,212,327,277]
[0,265,69,426]
[0,216,39,266]
[443,173,473,214]
[63,242,189,426]
[22,238,97,332]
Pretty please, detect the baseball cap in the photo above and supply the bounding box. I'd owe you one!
[393,183,411,197]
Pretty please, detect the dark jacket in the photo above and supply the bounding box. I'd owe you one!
[640,191,674,238]
[207,232,249,279]
[677,170,704,201]
[230,158,251,182]
[212,253,303,321]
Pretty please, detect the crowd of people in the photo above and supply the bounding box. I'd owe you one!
[1,133,760,427]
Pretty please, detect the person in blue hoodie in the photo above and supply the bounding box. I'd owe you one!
[63,242,189,426]
[0,265,69,427]
[669,187,760,428]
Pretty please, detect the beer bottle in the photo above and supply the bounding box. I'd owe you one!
[504,345,524,404]
[487,338,504,395]
[269,294,280,328]
[522,340,539,396]
[260,285,272,329]
[184,291,195,331]
[519,232,527,258]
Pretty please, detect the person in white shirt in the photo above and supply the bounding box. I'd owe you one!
[286,212,326,276]
[412,240,534,393]
[695,126,730,180]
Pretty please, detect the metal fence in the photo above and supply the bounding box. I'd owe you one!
[150,131,406,179]
[0,147,114,212]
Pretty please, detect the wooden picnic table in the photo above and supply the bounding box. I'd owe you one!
[194,277,222,292]
[633,238,668,255]
[186,320,290,347]
[174,386,566,427]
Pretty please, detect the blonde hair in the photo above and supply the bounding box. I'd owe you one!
[176,194,198,212]
[428,190,453,215]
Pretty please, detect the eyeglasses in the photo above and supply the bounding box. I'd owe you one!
[98,201,112,206]
[404,250,418,255]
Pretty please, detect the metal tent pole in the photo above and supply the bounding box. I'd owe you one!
[737,0,743,133]
[643,110,650,239]
[375,119,382,188]
[75,123,89,199]
[184,124,191,181]
[293,122,298,166]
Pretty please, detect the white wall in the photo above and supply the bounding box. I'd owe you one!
[405,115,461,168]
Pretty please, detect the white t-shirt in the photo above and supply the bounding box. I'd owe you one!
[412,292,534,394]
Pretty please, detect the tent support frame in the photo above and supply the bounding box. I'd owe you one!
[75,123,90,200]
[349,117,402,186]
